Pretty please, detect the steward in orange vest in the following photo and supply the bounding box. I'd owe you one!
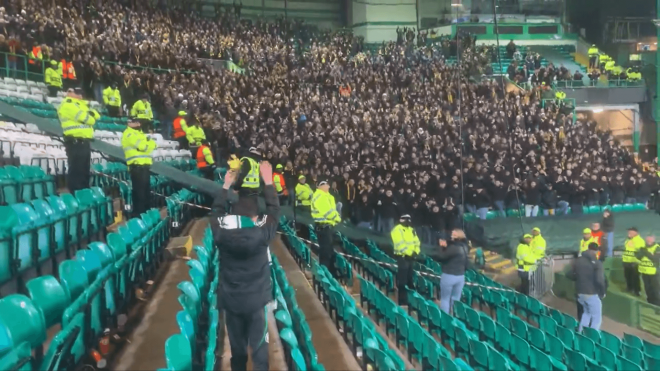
[196,141,216,180]
[172,111,189,150]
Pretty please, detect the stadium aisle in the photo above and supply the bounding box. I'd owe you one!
[110,218,209,370]
[270,237,362,371]
[542,294,657,342]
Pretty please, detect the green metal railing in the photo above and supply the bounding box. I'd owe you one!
[102,60,196,75]
[541,97,577,124]
[0,52,49,82]
[554,79,645,89]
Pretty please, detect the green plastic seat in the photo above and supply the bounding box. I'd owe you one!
[623,344,644,367]
[0,168,19,205]
[617,355,643,371]
[539,315,558,336]
[527,326,546,351]
[60,193,84,243]
[486,210,498,219]
[611,204,623,213]
[164,334,193,371]
[643,339,660,359]
[88,242,115,268]
[546,333,566,363]
[622,204,635,212]
[624,333,643,349]
[566,348,587,370]
[0,342,32,371]
[25,276,70,328]
[600,330,622,353]
[0,294,47,348]
[510,334,531,368]
[588,205,601,214]
[176,311,195,357]
[75,249,103,283]
[582,327,601,345]
[596,343,617,370]
[469,337,489,370]
[58,260,89,302]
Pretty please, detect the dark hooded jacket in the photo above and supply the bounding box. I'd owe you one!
[210,184,280,313]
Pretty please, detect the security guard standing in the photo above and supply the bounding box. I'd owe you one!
[579,228,599,257]
[312,179,341,277]
[588,44,599,69]
[637,236,660,306]
[295,175,313,211]
[530,227,546,259]
[130,93,153,131]
[44,60,62,97]
[103,83,122,117]
[516,234,536,295]
[172,111,189,150]
[186,122,206,156]
[554,90,567,107]
[196,140,216,180]
[391,214,420,305]
[122,119,157,216]
[58,87,100,193]
[234,147,261,196]
[623,227,645,296]
[273,164,288,205]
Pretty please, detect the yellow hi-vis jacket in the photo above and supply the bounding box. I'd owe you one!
[516,243,537,272]
[273,173,284,193]
[186,126,206,146]
[638,244,659,275]
[588,46,599,56]
[391,224,420,256]
[240,157,260,188]
[58,97,99,139]
[103,87,121,107]
[44,67,62,88]
[122,127,156,166]
[130,100,153,120]
[296,183,313,206]
[311,189,341,226]
[531,234,547,259]
[579,236,599,256]
[623,235,645,263]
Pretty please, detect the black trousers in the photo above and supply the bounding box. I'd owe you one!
[47,86,59,97]
[518,270,530,295]
[577,294,584,322]
[129,165,151,216]
[643,274,660,306]
[64,138,91,193]
[199,166,215,180]
[316,224,336,278]
[225,307,269,371]
[396,255,415,305]
[175,137,189,151]
[106,106,120,117]
[624,262,641,295]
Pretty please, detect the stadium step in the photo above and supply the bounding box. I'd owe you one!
[270,237,362,371]
[468,248,517,275]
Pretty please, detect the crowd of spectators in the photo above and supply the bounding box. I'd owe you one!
[0,0,658,242]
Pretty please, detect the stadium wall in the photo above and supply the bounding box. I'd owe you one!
[351,0,418,43]
[201,0,343,29]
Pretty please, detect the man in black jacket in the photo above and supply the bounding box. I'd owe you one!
[568,242,606,331]
[210,162,279,371]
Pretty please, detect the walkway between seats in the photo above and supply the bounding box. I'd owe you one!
[110,218,209,370]
[270,237,361,371]
[542,294,657,342]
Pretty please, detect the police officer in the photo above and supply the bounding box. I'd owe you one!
[122,119,157,216]
[295,175,313,211]
[391,214,420,305]
[58,87,100,193]
[579,228,599,257]
[312,179,341,277]
[210,164,279,371]
[103,83,122,117]
[172,111,189,150]
[637,236,660,306]
[623,227,645,296]
[130,93,153,131]
[44,60,62,97]
[273,164,288,205]
[196,140,216,180]
[516,234,536,295]
[530,227,546,259]
[186,121,206,157]
[234,147,262,196]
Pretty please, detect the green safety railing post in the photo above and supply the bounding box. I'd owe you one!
[22,54,27,81]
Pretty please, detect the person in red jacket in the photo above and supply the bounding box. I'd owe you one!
[591,222,605,260]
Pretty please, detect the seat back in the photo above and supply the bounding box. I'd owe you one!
[58,260,90,302]
[0,206,18,284]
[25,275,70,328]
[0,294,47,348]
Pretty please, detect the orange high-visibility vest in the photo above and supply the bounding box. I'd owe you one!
[60,60,76,80]
[173,117,186,139]
[28,46,42,65]
[196,145,210,168]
